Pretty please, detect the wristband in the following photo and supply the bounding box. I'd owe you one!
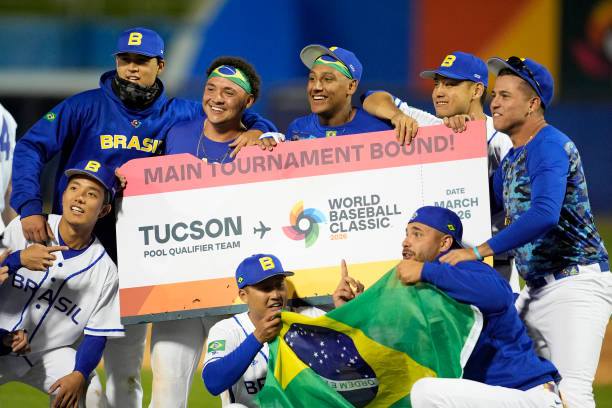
[472,246,483,261]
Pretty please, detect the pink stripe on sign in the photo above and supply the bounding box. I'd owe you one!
[120,121,487,197]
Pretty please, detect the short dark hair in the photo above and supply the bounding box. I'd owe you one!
[206,56,261,102]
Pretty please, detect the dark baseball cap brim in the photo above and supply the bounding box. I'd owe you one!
[64,169,114,196]
[113,50,163,59]
[249,270,295,287]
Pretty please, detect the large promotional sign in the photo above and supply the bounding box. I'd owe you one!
[116,122,491,324]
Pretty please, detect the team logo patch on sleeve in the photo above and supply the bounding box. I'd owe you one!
[44,112,57,122]
[207,340,226,352]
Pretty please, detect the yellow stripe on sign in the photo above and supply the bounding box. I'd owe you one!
[276,311,436,406]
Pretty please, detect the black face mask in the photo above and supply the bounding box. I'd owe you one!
[112,74,162,110]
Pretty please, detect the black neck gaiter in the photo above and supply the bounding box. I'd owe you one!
[112,75,162,110]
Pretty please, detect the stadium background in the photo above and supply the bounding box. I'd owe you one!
[0,0,610,406]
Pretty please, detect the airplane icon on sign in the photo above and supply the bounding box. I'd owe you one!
[253,221,271,239]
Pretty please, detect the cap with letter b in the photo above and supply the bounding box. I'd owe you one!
[65,160,119,201]
[115,27,165,59]
[420,51,488,87]
[235,254,295,289]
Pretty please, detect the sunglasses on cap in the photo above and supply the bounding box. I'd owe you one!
[506,56,543,98]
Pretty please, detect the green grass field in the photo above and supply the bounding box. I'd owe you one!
[2,216,611,407]
[0,370,611,407]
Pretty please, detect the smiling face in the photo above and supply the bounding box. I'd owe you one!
[490,74,537,135]
[202,76,254,127]
[61,176,111,229]
[307,64,357,118]
[431,75,481,118]
[239,275,288,321]
[115,53,164,88]
[402,222,453,263]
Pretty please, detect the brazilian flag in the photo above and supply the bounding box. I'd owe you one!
[256,267,482,407]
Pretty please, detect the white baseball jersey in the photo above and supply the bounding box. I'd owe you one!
[0,102,17,234]
[204,307,324,407]
[0,214,124,359]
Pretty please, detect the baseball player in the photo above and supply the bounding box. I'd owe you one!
[148,56,274,408]
[0,160,124,408]
[387,206,562,407]
[284,44,393,140]
[0,102,17,237]
[361,52,516,288]
[202,254,361,407]
[440,57,610,408]
[9,27,275,407]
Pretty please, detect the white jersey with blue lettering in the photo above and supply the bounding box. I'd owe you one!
[0,102,17,235]
[204,307,324,407]
[0,214,124,357]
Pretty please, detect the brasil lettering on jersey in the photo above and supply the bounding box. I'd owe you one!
[99,134,162,153]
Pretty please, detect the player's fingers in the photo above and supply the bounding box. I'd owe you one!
[355,280,365,294]
[408,122,418,144]
[228,138,241,147]
[47,245,69,253]
[338,287,355,299]
[229,143,244,158]
[340,259,348,278]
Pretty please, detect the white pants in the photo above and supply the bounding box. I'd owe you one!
[516,271,612,408]
[410,377,563,408]
[148,316,219,408]
[88,323,148,408]
[0,347,94,407]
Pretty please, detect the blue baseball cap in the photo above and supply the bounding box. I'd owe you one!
[408,206,464,248]
[420,51,488,87]
[300,44,363,81]
[114,27,165,59]
[236,254,295,289]
[65,160,118,201]
[487,56,554,108]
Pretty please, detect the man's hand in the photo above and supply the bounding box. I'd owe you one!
[49,371,86,408]
[115,168,127,190]
[396,259,424,285]
[257,132,285,152]
[2,329,31,355]
[332,259,364,307]
[390,112,419,145]
[439,248,477,266]
[229,129,263,158]
[21,215,55,243]
[253,308,282,344]
[442,114,474,133]
[20,244,68,271]
[0,249,9,284]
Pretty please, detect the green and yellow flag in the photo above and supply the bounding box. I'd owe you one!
[256,267,482,407]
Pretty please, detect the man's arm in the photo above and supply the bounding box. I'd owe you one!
[230,109,279,157]
[2,180,17,228]
[202,308,282,395]
[398,259,511,313]
[11,100,78,242]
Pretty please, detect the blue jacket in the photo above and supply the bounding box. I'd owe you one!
[421,258,559,390]
[11,70,275,216]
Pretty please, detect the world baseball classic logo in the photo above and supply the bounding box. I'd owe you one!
[282,201,326,248]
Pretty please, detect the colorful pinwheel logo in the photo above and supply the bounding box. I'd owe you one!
[282,201,326,248]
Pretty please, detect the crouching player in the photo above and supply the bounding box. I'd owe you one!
[202,254,363,407]
[0,160,124,407]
